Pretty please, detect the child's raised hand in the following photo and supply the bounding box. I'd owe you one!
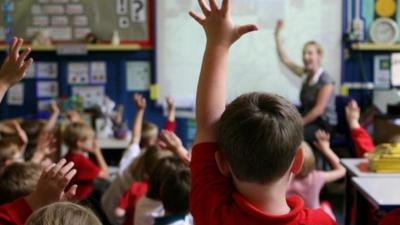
[313,130,330,152]
[189,0,258,48]
[159,130,183,152]
[50,101,60,115]
[345,100,361,129]
[166,97,174,112]
[0,38,33,89]
[133,94,146,110]
[32,131,57,163]
[26,159,77,210]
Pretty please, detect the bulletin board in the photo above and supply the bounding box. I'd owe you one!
[0,0,152,45]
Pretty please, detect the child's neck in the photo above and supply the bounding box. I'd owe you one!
[233,175,291,215]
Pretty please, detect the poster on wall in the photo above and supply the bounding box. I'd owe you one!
[72,86,104,108]
[90,61,107,84]
[37,81,58,97]
[68,62,89,84]
[7,83,24,106]
[126,61,150,91]
[37,62,58,79]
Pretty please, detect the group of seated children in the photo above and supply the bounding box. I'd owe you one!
[0,1,399,224]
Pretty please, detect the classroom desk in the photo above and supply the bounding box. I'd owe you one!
[341,159,400,225]
[97,138,130,149]
[352,177,400,225]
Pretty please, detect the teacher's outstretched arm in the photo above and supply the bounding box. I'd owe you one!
[274,20,304,77]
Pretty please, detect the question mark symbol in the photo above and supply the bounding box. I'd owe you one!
[132,0,144,22]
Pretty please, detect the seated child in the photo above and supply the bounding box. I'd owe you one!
[134,156,188,225]
[114,145,171,225]
[0,162,42,204]
[154,167,192,225]
[345,100,375,157]
[287,131,346,219]
[188,1,335,224]
[25,202,102,225]
[102,94,176,224]
[63,122,109,200]
[0,159,78,225]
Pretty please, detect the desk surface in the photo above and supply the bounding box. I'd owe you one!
[352,177,400,211]
[341,158,400,177]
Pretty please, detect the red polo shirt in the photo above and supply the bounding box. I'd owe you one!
[0,197,32,225]
[118,181,149,225]
[351,127,374,157]
[190,143,336,225]
[64,152,100,200]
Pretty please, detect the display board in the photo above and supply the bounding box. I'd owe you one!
[0,0,150,43]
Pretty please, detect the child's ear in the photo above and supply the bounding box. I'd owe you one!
[290,146,304,174]
[215,151,231,177]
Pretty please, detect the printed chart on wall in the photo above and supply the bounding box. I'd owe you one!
[0,0,149,42]
[156,0,342,113]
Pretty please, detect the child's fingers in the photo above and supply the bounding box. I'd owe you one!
[13,38,23,59]
[197,0,211,15]
[17,47,31,66]
[8,37,17,56]
[189,11,205,25]
[237,24,258,37]
[59,161,75,177]
[51,159,67,177]
[221,0,230,15]
[19,58,33,74]
[208,0,218,10]
[64,184,78,200]
[43,163,56,179]
[64,169,77,184]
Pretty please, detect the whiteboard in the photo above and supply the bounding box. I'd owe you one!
[156,0,342,112]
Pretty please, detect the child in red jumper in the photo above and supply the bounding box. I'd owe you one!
[189,1,335,224]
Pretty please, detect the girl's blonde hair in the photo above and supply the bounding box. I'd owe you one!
[26,202,102,225]
[297,141,316,178]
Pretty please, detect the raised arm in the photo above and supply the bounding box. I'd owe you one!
[91,141,109,179]
[164,97,176,131]
[0,38,33,102]
[302,84,333,125]
[130,94,146,145]
[346,100,374,157]
[43,101,60,132]
[274,20,304,77]
[160,130,190,165]
[190,0,257,144]
[313,130,346,183]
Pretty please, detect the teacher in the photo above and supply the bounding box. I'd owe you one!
[274,20,337,142]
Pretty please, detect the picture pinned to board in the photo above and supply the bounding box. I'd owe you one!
[37,81,58,98]
[25,62,36,78]
[90,61,107,84]
[126,61,151,91]
[37,99,53,111]
[37,62,58,79]
[7,83,24,106]
[68,62,89,84]
[72,86,105,108]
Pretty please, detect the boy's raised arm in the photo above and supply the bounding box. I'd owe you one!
[131,94,146,145]
[0,38,33,103]
[190,0,257,144]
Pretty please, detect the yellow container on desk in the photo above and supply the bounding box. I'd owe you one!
[368,144,400,172]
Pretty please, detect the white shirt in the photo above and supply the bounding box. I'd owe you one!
[101,143,141,225]
[308,67,324,86]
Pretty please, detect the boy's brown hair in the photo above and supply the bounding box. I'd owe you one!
[140,121,158,148]
[147,156,187,200]
[0,141,20,168]
[297,141,315,178]
[63,122,95,148]
[0,162,43,204]
[217,92,303,184]
[160,167,191,215]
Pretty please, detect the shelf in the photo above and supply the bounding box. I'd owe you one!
[351,43,400,51]
[0,44,151,52]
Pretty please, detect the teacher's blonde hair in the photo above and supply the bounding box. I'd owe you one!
[303,41,323,57]
[25,202,102,225]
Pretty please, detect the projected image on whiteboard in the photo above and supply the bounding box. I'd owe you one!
[156,0,341,113]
